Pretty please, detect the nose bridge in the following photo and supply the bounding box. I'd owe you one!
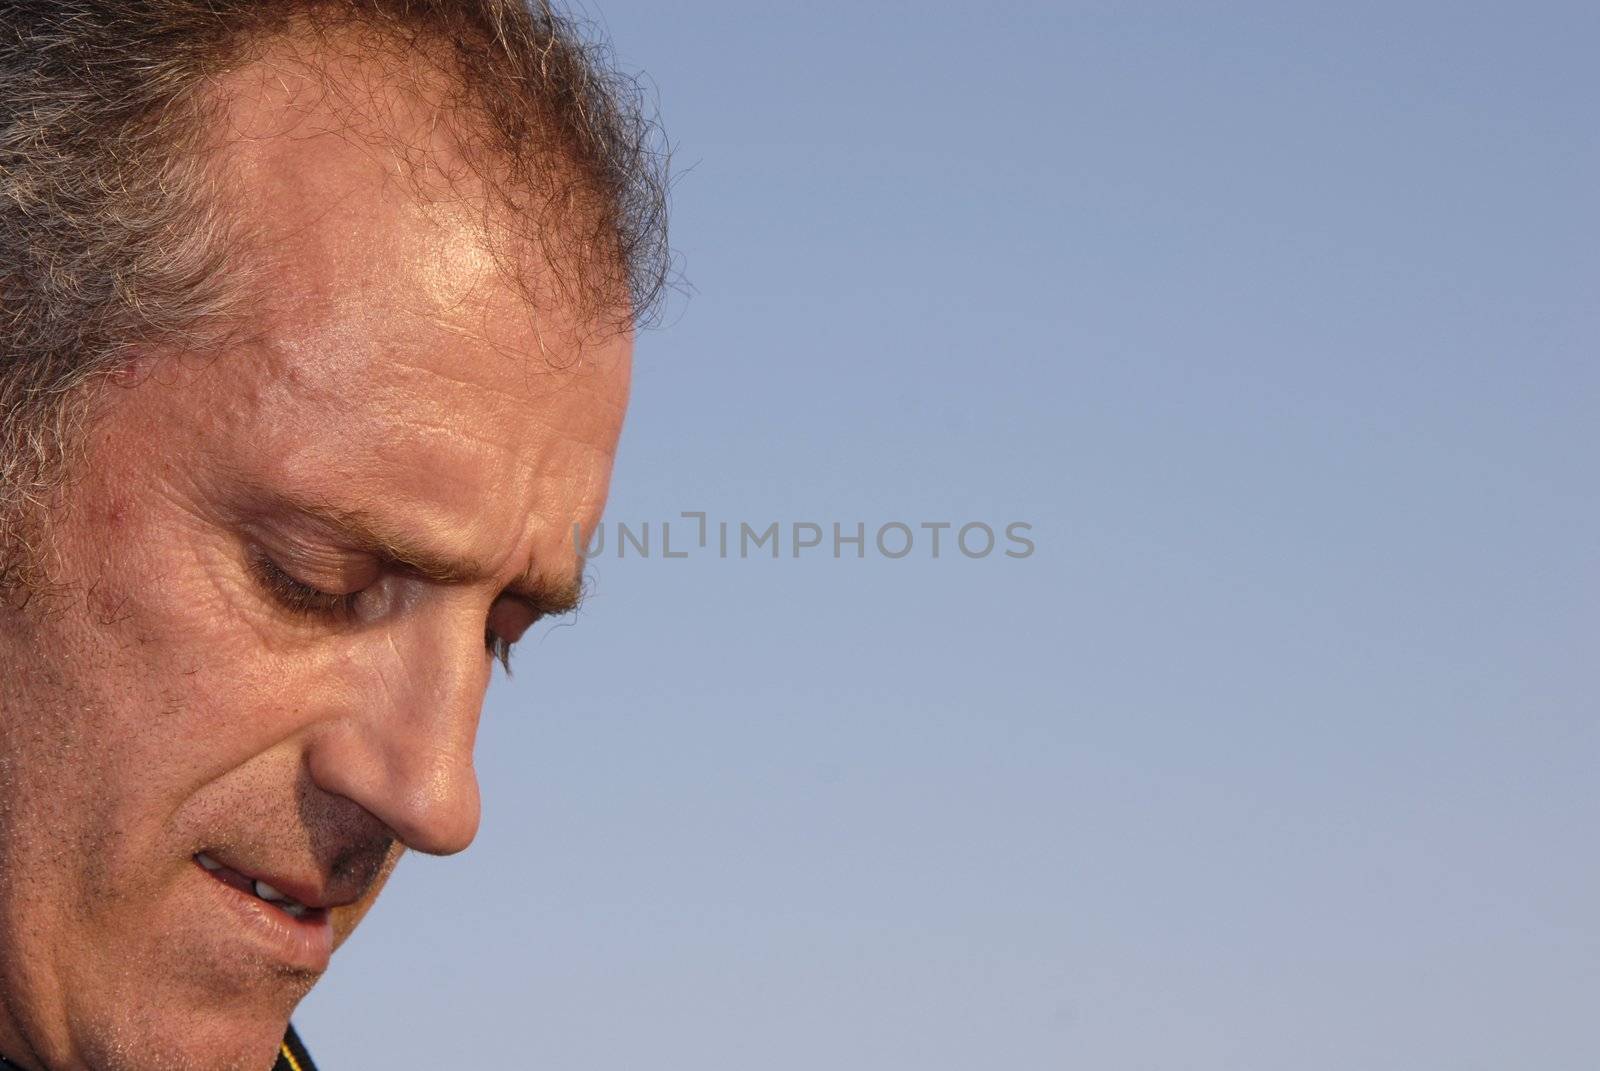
[306,612,487,856]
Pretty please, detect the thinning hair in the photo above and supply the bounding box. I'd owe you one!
[0,0,670,590]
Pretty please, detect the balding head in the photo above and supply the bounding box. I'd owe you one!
[0,0,667,592]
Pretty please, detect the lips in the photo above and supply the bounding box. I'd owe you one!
[194,852,323,921]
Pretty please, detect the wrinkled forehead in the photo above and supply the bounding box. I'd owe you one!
[183,34,632,510]
[206,24,625,375]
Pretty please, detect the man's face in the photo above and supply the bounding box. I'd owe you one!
[0,52,631,1071]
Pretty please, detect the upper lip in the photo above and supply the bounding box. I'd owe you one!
[197,851,362,911]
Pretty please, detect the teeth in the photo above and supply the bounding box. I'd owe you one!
[252,878,309,916]
[253,879,287,902]
[200,855,310,915]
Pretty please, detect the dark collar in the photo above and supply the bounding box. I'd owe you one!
[275,1024,321,1071]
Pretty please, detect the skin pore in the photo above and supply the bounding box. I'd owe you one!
[0,31,631,1071]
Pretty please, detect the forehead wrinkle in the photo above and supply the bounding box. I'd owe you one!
[362,351,624,457]
[375,313,599,390]
[414,314,560,374]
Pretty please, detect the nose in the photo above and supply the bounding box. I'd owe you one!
[304,618,487,856]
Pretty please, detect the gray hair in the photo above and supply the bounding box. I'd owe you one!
[0,0,670,590]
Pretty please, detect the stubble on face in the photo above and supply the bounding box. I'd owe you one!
[0,25,631,1071]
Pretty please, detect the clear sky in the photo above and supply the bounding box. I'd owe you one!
[298,3,1598,1067]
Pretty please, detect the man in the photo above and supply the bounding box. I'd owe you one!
[0,2,666,1068]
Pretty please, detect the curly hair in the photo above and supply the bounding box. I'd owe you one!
[0,0,670,590]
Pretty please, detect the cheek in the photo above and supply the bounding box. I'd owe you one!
[54,527,317,793]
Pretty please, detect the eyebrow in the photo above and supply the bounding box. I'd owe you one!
[260,492,587,618]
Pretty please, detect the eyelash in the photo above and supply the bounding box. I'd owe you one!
[250,551,519,669]
[486,631,516,674]
[251,552,359,619]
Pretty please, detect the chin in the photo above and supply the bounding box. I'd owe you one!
[33,893,324,1071]
[63,999,296,1071]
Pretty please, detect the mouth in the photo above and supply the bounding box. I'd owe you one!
[194,852,326,924]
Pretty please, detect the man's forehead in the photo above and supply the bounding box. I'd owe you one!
[208,31,622,381]
[188,15,640,379]
[218,60,494,297]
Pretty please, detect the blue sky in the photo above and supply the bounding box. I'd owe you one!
[300,3,1598,1067]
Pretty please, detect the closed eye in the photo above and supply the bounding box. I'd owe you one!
[249,549,361,619]
[251,547,535,671]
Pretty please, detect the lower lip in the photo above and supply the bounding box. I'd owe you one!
[195,860,334,973]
